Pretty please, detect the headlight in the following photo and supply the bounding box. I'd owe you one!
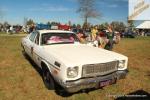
[67,66,78,78]
[118,60,125,68]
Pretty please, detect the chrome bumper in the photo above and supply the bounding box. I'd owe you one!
[61,70,128,93]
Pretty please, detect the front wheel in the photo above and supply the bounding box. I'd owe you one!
[42,67,55,90]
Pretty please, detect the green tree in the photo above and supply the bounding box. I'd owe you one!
[47,21,51,25]
[128,20,134,30]
[111,21,126,32]
[99,22,109,30]
[26,19,35,26]
[72,24,77,28]
[3,21,10,27]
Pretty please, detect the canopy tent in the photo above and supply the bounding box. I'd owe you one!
[136,21,150,29]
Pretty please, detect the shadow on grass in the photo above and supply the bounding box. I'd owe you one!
[23,52,43,77]
[115,90,150,100]
[55,87,103,97]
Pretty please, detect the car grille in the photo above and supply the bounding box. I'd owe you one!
[82,61,118,77]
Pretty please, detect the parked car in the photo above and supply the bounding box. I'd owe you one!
[21,30,128,93]
[123,28,137,38]
[145,32,150,36]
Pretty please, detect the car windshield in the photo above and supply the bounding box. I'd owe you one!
[41,32,79,45]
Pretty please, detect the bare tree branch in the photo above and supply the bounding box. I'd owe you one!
[77,0,101,27]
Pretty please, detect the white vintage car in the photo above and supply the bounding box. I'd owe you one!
[21,30,128,93]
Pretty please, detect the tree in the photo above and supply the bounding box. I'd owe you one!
[82,22,90,29]
[47,21,51,25]
[128,20,134,28]
[77,0,101,28]
[72,24,77,28]
[77,24,81,29]
[3,21,10,27]
[119,22,126,31]
[26,19,35,26]
[111,21,126,32]
[99,22,109,30]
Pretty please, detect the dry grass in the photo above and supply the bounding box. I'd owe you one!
[0,36,150,100]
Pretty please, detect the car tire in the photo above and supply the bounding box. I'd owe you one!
[42,66,55,90]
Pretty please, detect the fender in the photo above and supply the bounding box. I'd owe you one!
[41,60,60,83]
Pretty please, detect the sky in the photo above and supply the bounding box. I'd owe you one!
[0,0,128,25]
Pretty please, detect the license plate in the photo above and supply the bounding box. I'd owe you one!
[100,79,114,87]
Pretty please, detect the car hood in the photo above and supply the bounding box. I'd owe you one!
[43,44,127,66]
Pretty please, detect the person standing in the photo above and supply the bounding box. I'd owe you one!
[91,26,98,41]
[104,25,114,50]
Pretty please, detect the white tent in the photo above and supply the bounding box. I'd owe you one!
[136,21,150,29]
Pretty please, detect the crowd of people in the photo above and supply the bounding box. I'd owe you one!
[0,24,23,34]
[75,25,121,50]
[0,22,122,50]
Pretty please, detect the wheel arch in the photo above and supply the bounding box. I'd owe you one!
[41,60,52,73]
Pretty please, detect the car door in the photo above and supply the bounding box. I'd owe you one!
[26,31,38,58]
[32,32,42,67]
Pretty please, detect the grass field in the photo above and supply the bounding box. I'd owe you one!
[0,36,150,100]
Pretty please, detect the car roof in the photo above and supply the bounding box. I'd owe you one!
[37,30,74,34]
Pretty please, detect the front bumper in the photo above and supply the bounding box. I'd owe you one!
[61,70,128,93]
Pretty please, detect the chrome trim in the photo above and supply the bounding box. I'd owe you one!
[61,70,128,93]
[82,61,118,77]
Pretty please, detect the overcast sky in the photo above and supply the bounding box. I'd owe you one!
[0,0,128,25]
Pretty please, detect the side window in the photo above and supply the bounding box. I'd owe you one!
[29,32,37,42]
[35,33,40,45]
